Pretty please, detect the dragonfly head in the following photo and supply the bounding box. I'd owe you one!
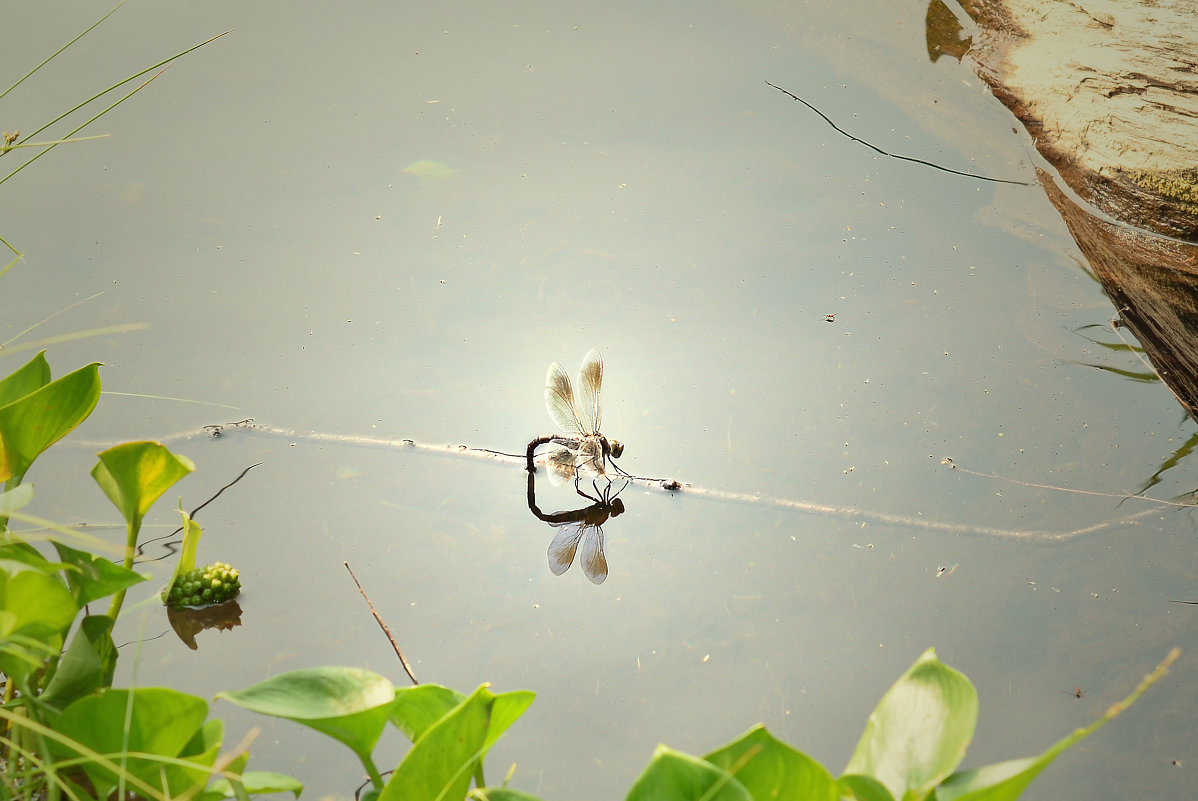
[607,438,624,459]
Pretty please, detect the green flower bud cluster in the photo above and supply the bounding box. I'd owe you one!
[167,562,241,608]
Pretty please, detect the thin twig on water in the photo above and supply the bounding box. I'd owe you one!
[344,561,419,686]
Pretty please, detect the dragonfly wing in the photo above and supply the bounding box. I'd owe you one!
[576,349,603,435]
[548,523,584,576]
[545,441,580,486]
[545,361,586,434]
[580,526,608,585]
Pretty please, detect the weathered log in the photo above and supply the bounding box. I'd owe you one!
[1039,168,1198,421]
[961,0,1198,241]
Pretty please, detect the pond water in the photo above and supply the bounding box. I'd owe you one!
[4,1,1197,799]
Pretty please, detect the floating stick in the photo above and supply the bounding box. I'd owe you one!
[67,420,1176,543]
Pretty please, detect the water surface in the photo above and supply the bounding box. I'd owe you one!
[4,1,1196,799]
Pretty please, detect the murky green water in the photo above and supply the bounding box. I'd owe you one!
[5,1,1196,799]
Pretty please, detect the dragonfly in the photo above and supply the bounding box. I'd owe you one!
[527,469,625,585]
[526,349,626,497]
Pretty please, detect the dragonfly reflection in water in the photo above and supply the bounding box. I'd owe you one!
[526,470,626,584]
[526,349,626,501]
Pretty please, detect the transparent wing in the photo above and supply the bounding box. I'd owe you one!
[547,523,584,576]
[576,349,603,435]
[579,526,608,585]
[545,440,581,486]
[574,437,606,478]
[545,361,586,434]
[545,438,605,485]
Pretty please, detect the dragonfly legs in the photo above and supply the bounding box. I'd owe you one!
[575,474,628,505]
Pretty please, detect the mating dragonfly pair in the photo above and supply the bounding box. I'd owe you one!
[525,348,629,504]
[525,349,628,584]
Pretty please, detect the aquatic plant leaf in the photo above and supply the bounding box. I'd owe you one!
[0,483,33,517]
[0,361,101,484]
[217,666,397,768]
[90,440,195,534]
[483,689,535,753]
[625,745,753,801]
[51,687,210,798]
[843,647,977,801]
[704,725,838,801]
[838,773,897,801]
[209,771,305,799]
[932,648,1178,801]
[388,682,533,797]
[0,351,50,408]
[391,684,466,742]
[40,614,116,706]
[0,567,78,683]
[469,789,547,801]
[381,684,496,801]
[52,540,146,606]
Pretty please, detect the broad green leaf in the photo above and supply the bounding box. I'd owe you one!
[932,648,1178,801]
[216,666,396,768]
[41,614,116,707]
[844,648,977,801]
[483,690,535,753]
[626,745,754,801]
[0,361,101,484]
[384,683,534,799]
[52,687,209,798]
[381,684,494,801]
[0,483,33,515]
[704,725,838,801]
[391,684,467,742]
[52,541,146,605]
[0,351,51,408]
[0,567,77,640]
[839,773,898,801]
[157,717,224,796]
[0,540,57,572]
[933,757,1039,801]
[91,441,195,534]
[469,789,547,801]
[208,771,305,798]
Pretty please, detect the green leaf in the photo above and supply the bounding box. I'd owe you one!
[209,771,305,798]
[0,361,101,484]
[40,614,116,707]
[626,745,754,801]
[839,774,898,801]
[381,684,494,801]
[933,757,1040,801]
[163,504,203,602]
[0,567,78,683]
[91,441,195,535]
[217,666,396,771]
[469,789,547,801]
[483,690,535,753]
[52,540,146,606]
[0,540,57,572]
[51,687,210,798]
[932,648,1179,801]
[843,648,977,801]
[391,684,467,742]
[0,351,51,408]
[704,725,838,801]
[0,483,33,515]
